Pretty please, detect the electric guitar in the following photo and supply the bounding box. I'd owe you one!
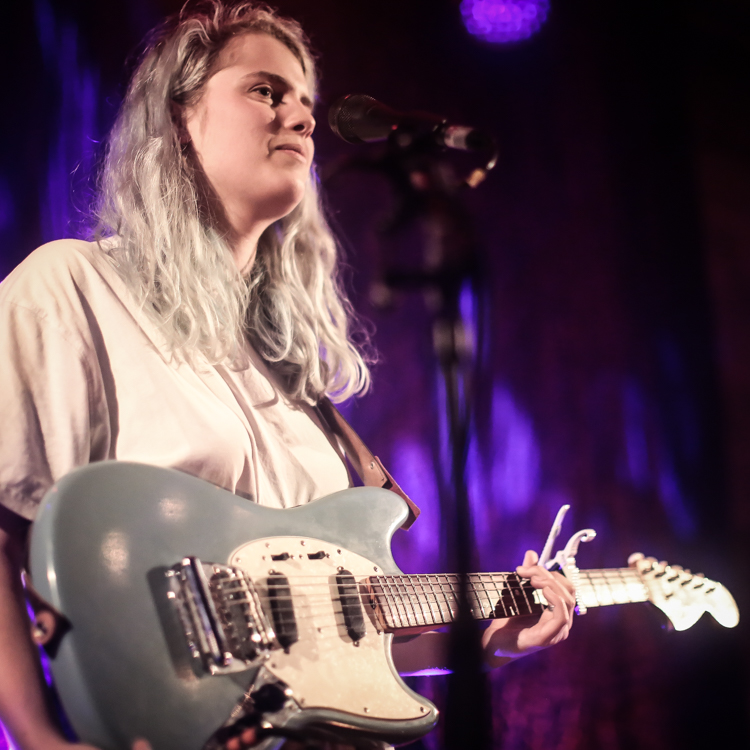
[29,462,739,750]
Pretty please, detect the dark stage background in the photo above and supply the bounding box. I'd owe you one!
[1,1,749,749]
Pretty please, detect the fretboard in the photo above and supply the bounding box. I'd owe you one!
[367,568,649,631]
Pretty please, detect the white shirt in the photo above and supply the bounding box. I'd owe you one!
[0,239,349,520]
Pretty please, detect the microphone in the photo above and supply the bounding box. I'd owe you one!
[328,94,495,153]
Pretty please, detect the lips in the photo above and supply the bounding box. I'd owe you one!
[273,142,307,160]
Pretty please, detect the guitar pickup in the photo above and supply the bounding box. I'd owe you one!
[267,574,298,650]
[336,569,366,642]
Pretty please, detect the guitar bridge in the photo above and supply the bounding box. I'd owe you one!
[166,557,276,674]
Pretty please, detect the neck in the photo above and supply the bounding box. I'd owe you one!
[368,567,649,634]
[222,204,276,274]
[229,230,262,274]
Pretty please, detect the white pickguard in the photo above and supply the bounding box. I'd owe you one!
[229,536,431,722]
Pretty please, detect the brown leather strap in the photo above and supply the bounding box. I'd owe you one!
[317,398,420,530]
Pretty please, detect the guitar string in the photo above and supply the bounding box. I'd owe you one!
[203,570,662,651]
[219,590,546,628]
[206,576,576,641]
[208,575,649,632]
[205,579,647,650]
[216,586,543,607]
[217,580,578,602]
[214,573,566,590]
[211,604,530,640]
[208,603,549,645]
[213,574,646,610]
[205,571,647,635]
[218,590,543,614]
[214,586,535,610]
[212,569,645,589]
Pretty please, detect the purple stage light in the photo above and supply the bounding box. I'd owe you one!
[461,0,550,44]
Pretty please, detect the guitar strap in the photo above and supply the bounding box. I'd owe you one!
[316,397,420,530]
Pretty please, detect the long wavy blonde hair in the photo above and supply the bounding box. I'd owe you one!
[93,0,370,403]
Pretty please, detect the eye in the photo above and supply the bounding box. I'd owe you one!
[251,84,281,104]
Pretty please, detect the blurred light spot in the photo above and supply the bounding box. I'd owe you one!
[461,0,550,44]
[34,0,101,241]
[622,380,650,489]
[101,530,130,577]
[159,496,186,521]
[389,438,442,573]
[1,722,19,750]
[658,463,696,540]
[0,179,13,234]
[489,386,539,513]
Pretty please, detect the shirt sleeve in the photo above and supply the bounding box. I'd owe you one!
[0,300,109,521]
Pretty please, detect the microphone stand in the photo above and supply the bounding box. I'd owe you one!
[359,125,493,750]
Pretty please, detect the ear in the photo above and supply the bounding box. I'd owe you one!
[170,101,191,145]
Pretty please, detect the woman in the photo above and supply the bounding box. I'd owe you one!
[0,3,576,749]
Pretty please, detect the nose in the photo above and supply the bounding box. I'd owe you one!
[282,98,315,137]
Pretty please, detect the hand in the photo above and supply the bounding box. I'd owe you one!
[53,733,257,750]
[224,728,259,750]
[481,550,576,668]
[135,730,260,750]
[39,730,253,750]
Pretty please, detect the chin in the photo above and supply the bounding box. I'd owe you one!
[272,184,308,220]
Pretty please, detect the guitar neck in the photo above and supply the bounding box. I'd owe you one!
[368,568,649,632]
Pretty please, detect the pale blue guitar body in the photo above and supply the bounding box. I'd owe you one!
[29,462,438,750]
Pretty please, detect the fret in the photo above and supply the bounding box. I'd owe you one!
[370,566,584,632]
[395,576,414,628]
[428,576,444,625]
[517,573,536,614]
[386,575,410,629]
[577,569,648,609]
[468,576,487,619]
[410,576,430,627]
[369,576,392,629]
[491,573,511,618]
[424,575,448,624]
[490,576,506,616]
[472,575,494,620]
[397,576,419,627]
[438,574,458,622]
[502,572,528,616]
[381,577,398,628]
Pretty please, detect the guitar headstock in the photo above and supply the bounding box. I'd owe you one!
[629,553,739,631]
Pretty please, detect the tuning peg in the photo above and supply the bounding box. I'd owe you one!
[652,562,667,577]
[667,565,683,582]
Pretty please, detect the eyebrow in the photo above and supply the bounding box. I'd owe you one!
[240,70,313,109]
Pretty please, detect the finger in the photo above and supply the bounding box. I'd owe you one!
[516,562,548,579]
[226,738,241,750]
[516,601,570,651]
[522,549,539,567]
[240,727,258,746]
[543,573,576,606]
[535,589,573,639]
[132,740,153,750]
[519,567,576,605]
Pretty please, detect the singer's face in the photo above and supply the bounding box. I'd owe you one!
[185,33,315,231]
